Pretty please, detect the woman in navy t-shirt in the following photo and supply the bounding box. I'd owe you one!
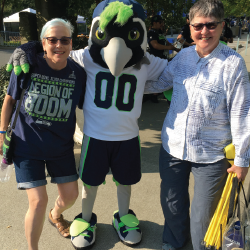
[0,18,86,249]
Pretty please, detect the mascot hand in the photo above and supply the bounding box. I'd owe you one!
[6,41,43,76]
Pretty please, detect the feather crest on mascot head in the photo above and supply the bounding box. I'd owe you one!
[99,2,133,30]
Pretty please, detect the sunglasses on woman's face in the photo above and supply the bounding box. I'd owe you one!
[191,22,222,31]
[44,37,72,45]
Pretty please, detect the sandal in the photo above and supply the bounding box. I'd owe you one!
[48,209,71,238]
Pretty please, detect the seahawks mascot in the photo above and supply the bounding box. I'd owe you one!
[6,0,168,249]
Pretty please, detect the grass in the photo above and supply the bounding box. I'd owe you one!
[3,41,21,46]
[0,64,11,111]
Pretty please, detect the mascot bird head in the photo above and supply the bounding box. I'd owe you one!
[88,0,147,76]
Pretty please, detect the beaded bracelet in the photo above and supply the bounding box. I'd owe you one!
[0,131,6,134]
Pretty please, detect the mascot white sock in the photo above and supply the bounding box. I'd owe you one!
[117,185,131,217]
[81,185,98,222]
[114,184,141,245]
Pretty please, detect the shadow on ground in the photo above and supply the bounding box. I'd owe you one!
[86,221,164,250]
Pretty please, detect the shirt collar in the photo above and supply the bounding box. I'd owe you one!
[194,42,223,64]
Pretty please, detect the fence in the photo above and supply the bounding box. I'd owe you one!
[0,31,21,47]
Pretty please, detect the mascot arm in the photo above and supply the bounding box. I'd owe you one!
[70,49,86,68]
[6,41,43,76]
[145,50,182,93]
[144,79,172,94]
[146,52,168,81]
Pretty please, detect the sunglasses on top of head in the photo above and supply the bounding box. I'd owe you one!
[44,37,72,45]
[191,21,222,31]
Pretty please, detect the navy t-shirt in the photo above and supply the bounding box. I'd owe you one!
[7,53,86,160]
[180,24,194,44]
[224,26,233,39]
[148,28,166,58]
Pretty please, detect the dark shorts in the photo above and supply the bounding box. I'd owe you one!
[13,154,78,190]
[78,135,141,186]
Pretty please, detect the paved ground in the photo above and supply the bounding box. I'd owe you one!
[0,47,15,67]
[0,34,249,250]
[227,33,250,57]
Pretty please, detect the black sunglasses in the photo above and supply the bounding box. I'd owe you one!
[191,22,222,31]
[44,37,72,45]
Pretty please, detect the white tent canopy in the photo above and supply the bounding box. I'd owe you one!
[4,9,85,23]
[4,8,36,23]
[77,15,86,23]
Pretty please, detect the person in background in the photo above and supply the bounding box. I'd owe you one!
[148,15,179,59]
[0,18,86,250]
[145,0,250,250]
[230,18,234,27]
[147,15,179,103]
[220,20,233,44]
[238,19,242,38]
[177,14,196,48]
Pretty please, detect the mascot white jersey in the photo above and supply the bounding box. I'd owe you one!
[71,49,166,141]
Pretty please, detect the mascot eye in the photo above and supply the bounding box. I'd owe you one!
[95,28,106,40]
[128,28,140,41]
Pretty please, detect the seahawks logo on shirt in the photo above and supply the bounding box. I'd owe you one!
[35,119,52,126]
[69,71,76,79]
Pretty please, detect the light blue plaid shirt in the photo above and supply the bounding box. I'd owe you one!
[145,43,250,167]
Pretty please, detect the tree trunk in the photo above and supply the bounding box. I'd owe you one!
[0,0,6,31]
[35,0,77,39]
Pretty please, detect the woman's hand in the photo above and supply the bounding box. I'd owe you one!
[227,164,248,182]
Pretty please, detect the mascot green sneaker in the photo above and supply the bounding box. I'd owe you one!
[112,209,142,246]
[70,213,97,250]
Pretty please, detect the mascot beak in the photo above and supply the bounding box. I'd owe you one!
[101,37,132,77]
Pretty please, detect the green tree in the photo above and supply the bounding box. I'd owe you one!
[72,0,101,26]
[221,0,250,17]
[67,0,98,37]
[77,0,195,31]
[33,0,100,39]
[138,0,195,30]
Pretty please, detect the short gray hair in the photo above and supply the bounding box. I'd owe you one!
[189,0,224,23]
[40,18,74,41]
